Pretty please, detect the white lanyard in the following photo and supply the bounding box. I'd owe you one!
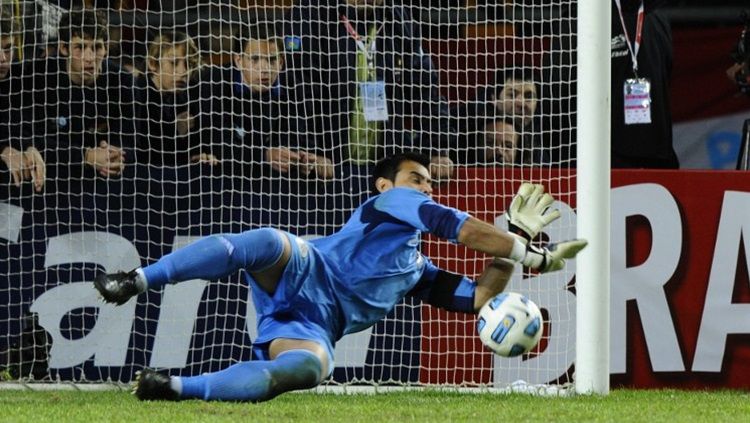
[614,0,645,75]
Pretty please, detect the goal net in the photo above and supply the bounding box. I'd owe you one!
[0,0,582,391]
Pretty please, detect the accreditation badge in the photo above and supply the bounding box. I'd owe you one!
[360,80,389,122]
[623,78,652,125]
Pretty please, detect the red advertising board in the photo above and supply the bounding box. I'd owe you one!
[610,170,750,389]
[422,167,750,389]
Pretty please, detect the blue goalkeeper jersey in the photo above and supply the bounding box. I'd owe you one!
[309,187,470,337]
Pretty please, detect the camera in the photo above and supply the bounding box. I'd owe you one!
[729,10,750,96]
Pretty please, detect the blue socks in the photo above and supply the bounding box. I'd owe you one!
[177,349,323,402]
[141,228,285,290]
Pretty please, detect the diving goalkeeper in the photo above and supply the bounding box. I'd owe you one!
[95,152,587,402]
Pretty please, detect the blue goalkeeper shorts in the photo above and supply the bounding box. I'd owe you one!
[244,232,339,376]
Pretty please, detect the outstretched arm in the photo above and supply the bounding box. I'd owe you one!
[473,258,515,312]
[408,257,514,314]
[457,183,587,272]
[458,182,561,256]
[377,185,586,272]
[457,216,520,259]
[458,213,587,273]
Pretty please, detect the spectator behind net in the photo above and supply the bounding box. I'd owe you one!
[19,9,136,181]
[0,7,45,194]
[134,30,214,167]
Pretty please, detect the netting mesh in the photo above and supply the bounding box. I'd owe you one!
[0,0,577,388]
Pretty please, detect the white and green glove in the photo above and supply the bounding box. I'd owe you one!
[509,237,589,273]
[506,183,561,242]
[505,182,587,272]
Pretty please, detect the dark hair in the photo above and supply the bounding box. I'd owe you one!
[58,9,108,44]
[371,152,431,195]
[492,68,540,97]
[233,19,283,54]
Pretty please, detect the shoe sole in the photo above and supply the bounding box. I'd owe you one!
[93,274,127,305]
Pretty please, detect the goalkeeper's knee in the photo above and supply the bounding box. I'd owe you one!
[266,350,324,398]
[222,228,286,272]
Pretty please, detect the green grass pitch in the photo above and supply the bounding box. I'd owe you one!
[1,389,749,422]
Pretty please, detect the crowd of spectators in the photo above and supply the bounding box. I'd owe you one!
[0,1,681,203]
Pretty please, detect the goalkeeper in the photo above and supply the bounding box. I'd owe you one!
[95,152,586,402]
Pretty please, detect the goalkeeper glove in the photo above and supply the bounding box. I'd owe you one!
[506,183,561,242]
[509,236,588,273]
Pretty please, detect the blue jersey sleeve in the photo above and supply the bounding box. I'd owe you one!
[374,188,470,242]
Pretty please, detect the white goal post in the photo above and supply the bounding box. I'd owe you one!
[576,0,611,395]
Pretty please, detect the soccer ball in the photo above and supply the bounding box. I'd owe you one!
[476,292,543,357]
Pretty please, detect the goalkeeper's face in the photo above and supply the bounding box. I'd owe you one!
[382,160,433,196]
[62,36,107,86]
[235,39,284,93]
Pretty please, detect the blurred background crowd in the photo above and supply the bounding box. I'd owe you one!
[1,0,749,204]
